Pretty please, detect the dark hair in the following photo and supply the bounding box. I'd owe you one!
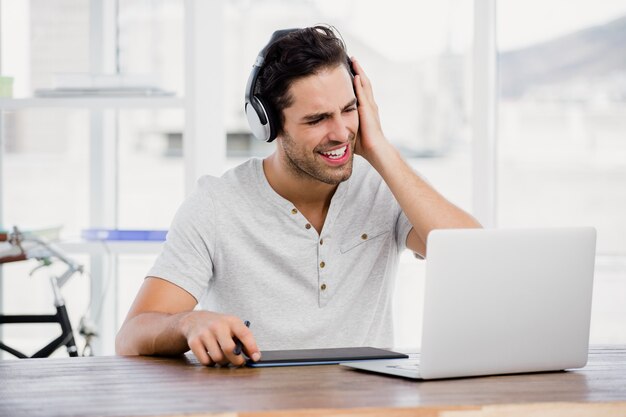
[256,25,350,135]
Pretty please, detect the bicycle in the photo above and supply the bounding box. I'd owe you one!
[0,226,97,358]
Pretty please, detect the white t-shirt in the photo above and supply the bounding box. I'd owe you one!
[148,156,413,350]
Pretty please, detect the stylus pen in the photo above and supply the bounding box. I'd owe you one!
[233,320,251,356]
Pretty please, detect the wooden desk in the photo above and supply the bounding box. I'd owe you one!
[1,346,625,417]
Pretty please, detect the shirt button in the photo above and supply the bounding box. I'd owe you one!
[291,208,298,214]
[305,223,312,229]
[320,238,324,245]
[321,283,327,291]
[361,233,368,240]
[320,261,325,268]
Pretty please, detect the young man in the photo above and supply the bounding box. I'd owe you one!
[116,26,480,366]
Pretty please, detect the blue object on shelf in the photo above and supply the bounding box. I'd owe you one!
[81,229,168,241]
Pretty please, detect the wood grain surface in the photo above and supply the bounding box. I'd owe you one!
[1,346,625,417]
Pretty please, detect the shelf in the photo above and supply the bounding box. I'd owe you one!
[0,96,185,110]
[56,240,163,256]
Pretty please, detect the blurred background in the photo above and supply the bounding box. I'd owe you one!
[0,0,625,357]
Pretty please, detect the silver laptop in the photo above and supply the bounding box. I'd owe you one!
[342,227,596,380]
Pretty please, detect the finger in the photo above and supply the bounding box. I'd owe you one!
[354,76,377,120]
[232,323,261,362]
[353,74,366,103]
[352,59,377,106]
[188,337,214,366]
[202,333,227,366]
[350,58,363,94]
[215,327,244,366]
[354,77,378,124]
[351,56,366,80]
[351,57,372,91]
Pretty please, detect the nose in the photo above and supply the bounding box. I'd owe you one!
[328,114,353,142]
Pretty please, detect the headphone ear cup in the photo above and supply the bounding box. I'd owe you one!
[347,55,356,78]
[255,95,279,142]
[245,96,279,142]
[246,95,273,142]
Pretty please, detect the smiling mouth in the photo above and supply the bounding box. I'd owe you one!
[319,145,348,160]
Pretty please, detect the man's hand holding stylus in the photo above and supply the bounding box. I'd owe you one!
[180,311,261,366]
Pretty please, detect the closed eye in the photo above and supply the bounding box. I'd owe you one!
[302,99,356,125]
[342,99,358,113]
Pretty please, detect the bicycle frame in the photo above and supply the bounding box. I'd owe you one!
[0,304,78,358]
[0,227,84,358]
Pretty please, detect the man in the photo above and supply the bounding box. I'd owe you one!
[116,26,480,366]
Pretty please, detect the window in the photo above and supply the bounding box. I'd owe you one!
[497,0,626,343]
[0,0,185,356]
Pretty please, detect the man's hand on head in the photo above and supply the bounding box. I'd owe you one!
[179,311,261,367]
[350,57,392,163]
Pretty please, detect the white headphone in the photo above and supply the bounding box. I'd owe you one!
[244,29,298,143]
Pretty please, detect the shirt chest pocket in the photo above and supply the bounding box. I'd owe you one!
[339,230,390,254]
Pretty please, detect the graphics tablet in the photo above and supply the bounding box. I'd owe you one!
[246,346,407,367]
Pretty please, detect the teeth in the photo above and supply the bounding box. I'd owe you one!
[321,145,347,159]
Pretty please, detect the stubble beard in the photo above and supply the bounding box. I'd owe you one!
[280,131,355,186]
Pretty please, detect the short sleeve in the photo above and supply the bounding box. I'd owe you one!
[147,183,216,302]
[395,209,414,253]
